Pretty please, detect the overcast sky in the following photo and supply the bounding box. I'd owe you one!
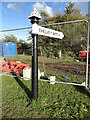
[0,1,89,42]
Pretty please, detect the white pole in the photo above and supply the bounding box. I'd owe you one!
[86,21,89,88]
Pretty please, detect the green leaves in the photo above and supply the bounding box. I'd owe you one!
[36,2,87,59]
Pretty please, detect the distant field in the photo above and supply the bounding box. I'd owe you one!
[1,55,90,119]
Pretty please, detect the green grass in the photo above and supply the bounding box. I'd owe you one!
[1,55,90,119]
[2,76,90,119]
[6,54,84,64]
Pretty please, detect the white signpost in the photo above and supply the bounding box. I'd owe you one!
[32,23,64,39]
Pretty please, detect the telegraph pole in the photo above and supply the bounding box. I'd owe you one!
[28,8,41,99]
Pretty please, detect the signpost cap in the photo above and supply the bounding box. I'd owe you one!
[28,8,41,20]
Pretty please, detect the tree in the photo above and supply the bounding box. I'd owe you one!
[65,2,75,15]
[64,2,85,21]
[28,2,88,58]
[62,2,87,56]
[2,34,17,42]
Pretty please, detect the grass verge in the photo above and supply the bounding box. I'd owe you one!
[2,75,90,119]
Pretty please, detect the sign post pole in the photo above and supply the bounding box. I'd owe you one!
[28,8,41,99]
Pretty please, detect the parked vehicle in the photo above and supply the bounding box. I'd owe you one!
[79,50,90,61]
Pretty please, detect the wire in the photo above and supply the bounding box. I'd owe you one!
[41,19,87,27]
[0,26,32,32]
[0,19,87,33]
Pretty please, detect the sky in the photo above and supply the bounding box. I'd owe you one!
[0,1,89,42]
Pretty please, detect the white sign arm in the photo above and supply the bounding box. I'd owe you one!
[32,23,64,39]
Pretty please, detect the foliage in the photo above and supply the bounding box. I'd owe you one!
[37,2,88,58]
[64,2,75,16]
[2,34,17,42]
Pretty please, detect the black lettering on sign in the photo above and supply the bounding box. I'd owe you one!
[39,28,42,33]
[39,28,52,35]
[53,32,60,37]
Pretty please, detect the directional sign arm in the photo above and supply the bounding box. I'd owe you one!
[32,23,64,39]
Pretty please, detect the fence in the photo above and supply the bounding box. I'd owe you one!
[0,20,89,89]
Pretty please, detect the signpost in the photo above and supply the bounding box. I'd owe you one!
[28,8,64,99]
[28,8,41,99]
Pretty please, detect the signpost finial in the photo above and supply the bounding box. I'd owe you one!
[28,8,41,20]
